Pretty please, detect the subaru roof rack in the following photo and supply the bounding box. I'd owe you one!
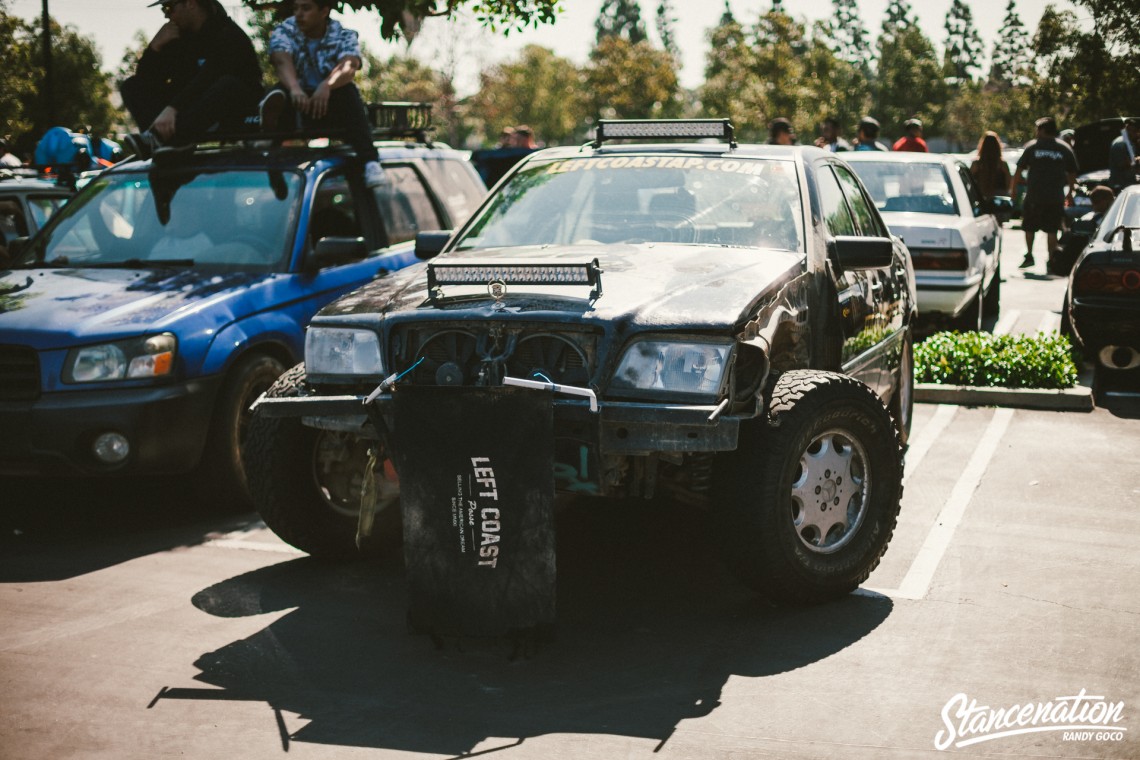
[591,119,736,149]
[160,102,437,152]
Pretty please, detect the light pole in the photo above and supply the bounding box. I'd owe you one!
[41,0,54,126]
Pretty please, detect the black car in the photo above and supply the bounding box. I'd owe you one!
[1063,184,1140,386]
[1066,117,1140,223]
[247,119,917,611]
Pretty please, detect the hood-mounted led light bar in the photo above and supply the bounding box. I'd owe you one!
[427,259,604,304]
[592,119,736,149]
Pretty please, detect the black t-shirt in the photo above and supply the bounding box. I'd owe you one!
[1016,137,1079,204]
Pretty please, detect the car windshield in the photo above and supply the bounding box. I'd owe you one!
[1103,192,1140,244]
[847,161,958,216]
[16,169,303,272]
[454,155,804,252]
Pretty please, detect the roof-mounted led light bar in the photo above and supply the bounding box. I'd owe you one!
[427,259,604,302]
[592,119,735,148]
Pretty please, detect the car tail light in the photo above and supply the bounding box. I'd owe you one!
[1075,266,1140,295]
[908,248,968,270]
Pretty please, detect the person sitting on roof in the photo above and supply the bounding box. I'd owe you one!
[120,0,262,160]
[259,0,386,188]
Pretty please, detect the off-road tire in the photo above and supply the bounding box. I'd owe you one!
[713,370,904,605]
[196,353,286,509]
[245,363,400,559]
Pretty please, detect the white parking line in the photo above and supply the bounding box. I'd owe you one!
[902,404,957,486]
[864,407,1014,601]
[993,309,1020,336]
[203,537,305,555]
[1036,311,1060,334]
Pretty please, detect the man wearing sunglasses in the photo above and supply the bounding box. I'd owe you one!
[120,0,261,158]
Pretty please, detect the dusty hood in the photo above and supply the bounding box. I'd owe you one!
[324,244,805,330]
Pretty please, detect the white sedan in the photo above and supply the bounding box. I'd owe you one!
[844,152,1005,330]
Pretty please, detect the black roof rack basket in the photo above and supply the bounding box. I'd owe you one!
[368,102,435,143]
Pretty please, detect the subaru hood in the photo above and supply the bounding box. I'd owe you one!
[0,266,277,349]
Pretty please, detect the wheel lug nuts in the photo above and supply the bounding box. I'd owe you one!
[815,486,821,494]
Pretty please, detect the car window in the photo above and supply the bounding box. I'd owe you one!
[454,155,804,252]
[957,166,984,217]
[22,170,302,272]
[846,161,959,216]
[310,172,362,246]
[375,165,442,247]
[419,158,486,226]
[0,197,28,243]
[817,167,857,236]
[27,195,65,230]
[833,165,881,236]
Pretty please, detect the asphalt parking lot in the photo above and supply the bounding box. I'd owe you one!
[1,228,1138,759]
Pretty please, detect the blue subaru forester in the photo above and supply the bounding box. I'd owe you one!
[0,105,486,505]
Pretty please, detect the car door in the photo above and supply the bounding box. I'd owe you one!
[815,162,883,393]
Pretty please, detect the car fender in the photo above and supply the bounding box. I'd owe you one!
[199,311,303,377]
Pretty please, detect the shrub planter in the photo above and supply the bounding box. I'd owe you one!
[913,331,1092,411]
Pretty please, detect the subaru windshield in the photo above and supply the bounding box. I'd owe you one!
[454,155,804,252]
[16,169,303,272]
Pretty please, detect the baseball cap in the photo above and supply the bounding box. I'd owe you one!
[904,118,922,129]
[859,116,881,130]
[769,117,793,134]
[1035,116,1058,133]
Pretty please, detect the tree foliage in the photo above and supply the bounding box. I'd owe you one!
[1030,5,1140,126]
[585,35,679,121]
[594,0,647,45]
[0,2,118,146]
[820,0,873,76]
[1072,0,1140,54]
[654,0,679,62]
[989,0,1032,88]
[875,22,945,139]
[467,44,585,144]
[243,0,563,42]
[943,0,983,85]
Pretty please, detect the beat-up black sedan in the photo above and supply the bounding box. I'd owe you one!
[247,120,917,609]
[1063,184,1140,386]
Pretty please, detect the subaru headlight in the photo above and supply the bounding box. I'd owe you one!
[612,340,730,397]
[64,333,177,383]
[306,327,384,376]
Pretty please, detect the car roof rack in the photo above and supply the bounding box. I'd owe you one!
[591,118,736,149]
[152,102,437,154]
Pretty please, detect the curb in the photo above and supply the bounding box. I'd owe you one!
[914,383,1093,412]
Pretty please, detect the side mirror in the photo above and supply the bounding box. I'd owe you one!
[989,195,1013,223]
[415,230,452,260]
[305,236,367,272]
[828,236,893,270]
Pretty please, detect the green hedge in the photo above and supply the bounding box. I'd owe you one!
[915,331,1080,389]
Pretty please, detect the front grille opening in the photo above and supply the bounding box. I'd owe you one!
[0,345,40,401]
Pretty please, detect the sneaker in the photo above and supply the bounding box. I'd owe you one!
[1019,253,1035,269]
[259,89,287,132]
[364,161,388,188]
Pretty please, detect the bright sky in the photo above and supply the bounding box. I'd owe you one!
[11,0,1085,95]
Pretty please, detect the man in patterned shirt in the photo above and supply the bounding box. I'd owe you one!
[261,0,385,186]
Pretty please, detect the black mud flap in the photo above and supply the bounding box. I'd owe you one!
[390,386,556,639]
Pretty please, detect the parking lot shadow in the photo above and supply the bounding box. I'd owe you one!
[160,500,893,754]
[0,475,256,582]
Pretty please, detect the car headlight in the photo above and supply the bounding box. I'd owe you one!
[306,327,384,376]
[612,340,730,397]
[64,333,177,383]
